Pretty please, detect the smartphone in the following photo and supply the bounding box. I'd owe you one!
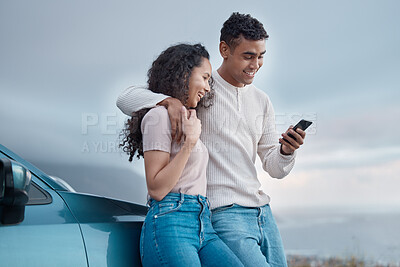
[283,119,312,142]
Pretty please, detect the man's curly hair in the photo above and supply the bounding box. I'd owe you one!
[220,12,269,50]
[120,43,213,161]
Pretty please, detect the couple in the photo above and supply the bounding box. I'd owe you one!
[119,12,306,267]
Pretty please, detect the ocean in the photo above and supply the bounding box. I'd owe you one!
[275,207,400,265]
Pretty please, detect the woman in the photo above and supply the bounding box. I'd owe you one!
[120,44,243,266]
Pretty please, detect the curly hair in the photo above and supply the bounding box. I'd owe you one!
[220,12,269,50]
[120,43,213,161]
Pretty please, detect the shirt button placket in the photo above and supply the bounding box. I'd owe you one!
[237,88,242,111]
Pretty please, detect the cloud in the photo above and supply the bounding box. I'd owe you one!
[257,158,400,210]
[1,0,400,209]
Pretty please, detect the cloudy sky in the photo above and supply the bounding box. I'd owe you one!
[1,0,399,210]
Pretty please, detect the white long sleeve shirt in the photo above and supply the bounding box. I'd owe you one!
[117,71,296,209]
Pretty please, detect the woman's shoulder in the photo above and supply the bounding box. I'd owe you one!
[142,106,171,130]
[144,106,168,118]
[141,106,172,151]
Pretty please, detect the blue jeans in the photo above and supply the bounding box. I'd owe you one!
[140,193,244,266]
[211,204,287,267]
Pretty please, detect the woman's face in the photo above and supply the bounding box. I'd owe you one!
[187,58,212,108]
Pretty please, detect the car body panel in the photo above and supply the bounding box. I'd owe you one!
[0,144,146,266]
[59,192,145,267]
[0,179,88,267]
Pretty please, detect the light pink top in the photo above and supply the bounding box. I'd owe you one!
[141,106,208,197]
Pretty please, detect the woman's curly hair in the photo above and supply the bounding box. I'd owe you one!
[120,43,214,161]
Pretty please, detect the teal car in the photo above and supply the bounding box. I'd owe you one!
[0,144,147,267]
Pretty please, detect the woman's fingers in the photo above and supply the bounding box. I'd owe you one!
[188,109,197,119]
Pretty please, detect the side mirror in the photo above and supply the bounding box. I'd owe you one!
[0,158,32,225]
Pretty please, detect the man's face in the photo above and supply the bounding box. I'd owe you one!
[222,38,266,87]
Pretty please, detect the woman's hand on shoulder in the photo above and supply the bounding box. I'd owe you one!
[181,107,201,147]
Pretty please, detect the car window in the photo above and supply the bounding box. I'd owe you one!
[27,181,52,205]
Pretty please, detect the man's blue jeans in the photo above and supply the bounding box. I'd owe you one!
[211,204,287,267]
[140,193,244,266]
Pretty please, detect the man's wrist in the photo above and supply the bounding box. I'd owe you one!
[157,97,172,108]
[280,144,293,156]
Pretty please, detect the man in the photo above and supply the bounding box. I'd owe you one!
[117,13,306,267]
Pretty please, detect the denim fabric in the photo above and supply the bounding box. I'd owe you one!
[140,193,244,267]
[211,204,287,267]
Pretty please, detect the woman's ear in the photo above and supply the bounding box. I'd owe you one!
[219,41,230,59]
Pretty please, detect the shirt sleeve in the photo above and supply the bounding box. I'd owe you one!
[116,85,169,116]
[257,96,296,178]
[141,107,172,153]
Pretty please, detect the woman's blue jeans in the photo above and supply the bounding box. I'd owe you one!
[140,193,244,266]
[211,204,287,267]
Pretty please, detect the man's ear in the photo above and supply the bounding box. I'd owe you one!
[219,41,230,59]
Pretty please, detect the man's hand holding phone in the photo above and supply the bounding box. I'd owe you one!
[279,119,312,155]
